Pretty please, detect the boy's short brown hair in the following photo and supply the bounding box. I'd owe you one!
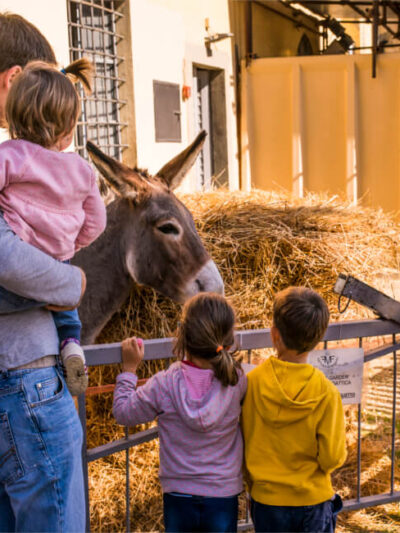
[0,13,56,72]
[273,286,329,354]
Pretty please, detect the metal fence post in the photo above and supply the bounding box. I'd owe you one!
[78,392,91,533]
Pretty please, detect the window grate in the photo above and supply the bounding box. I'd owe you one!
[67,0,126,161]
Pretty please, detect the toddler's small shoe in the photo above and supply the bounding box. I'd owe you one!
[61,338,88,396]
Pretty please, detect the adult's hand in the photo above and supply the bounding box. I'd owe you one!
[45,268,86,311]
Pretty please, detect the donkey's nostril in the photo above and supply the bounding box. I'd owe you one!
[195,279,204,292]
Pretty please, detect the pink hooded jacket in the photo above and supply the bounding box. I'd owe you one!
[0,139,106,260]
[113,361,247,497]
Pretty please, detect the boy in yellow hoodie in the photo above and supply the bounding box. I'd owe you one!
[242,287,346,533]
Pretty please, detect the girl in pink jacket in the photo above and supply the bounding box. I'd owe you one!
[113,293,247,533]
[0,59,106,394]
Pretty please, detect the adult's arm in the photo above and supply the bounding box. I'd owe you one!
[0,215,84,307]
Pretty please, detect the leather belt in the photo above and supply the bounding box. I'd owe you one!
[11,354,57,370]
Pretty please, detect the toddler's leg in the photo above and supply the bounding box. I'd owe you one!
[53,309,88,396]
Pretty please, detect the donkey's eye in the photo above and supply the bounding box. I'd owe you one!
[157,222,180,236]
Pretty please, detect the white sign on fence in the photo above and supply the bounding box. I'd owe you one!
[242,348,364,405]
[308,348,364,405]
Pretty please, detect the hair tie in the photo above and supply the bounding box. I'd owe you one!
[60,68,66,75]
[216,345,224,353]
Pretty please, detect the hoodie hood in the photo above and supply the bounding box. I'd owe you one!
[254,357,329,427]
[165,362,242,432]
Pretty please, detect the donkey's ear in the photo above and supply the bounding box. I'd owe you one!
[86,141,145,197]
[156,130,207,190]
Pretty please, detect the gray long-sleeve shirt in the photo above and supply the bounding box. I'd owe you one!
[0,216,82,370]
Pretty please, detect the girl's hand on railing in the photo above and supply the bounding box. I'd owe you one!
[121,337,144,374]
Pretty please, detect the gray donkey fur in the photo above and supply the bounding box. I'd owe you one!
[73,131,224,344]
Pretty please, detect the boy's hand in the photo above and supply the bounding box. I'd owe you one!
[121,337,144,374]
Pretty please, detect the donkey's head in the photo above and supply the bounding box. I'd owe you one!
[86,131,224,303]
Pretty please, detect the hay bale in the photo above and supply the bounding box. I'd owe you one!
[87,190,400,532]
[98,189,400,345]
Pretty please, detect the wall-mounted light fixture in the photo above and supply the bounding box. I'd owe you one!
[205,32,234,56]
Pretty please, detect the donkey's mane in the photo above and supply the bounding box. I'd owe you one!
[134,167,151,179]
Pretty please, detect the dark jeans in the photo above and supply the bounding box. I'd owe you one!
[250,494,343,533]
[163,492,239,533]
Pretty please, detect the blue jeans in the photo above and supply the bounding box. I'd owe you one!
[163,492,238,533]
[0,365,85,532]
[0,284,81,343]
[250,495,343,533]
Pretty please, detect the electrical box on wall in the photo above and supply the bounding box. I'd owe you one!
[153,81,182,142]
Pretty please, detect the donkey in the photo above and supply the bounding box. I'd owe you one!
[73,131,224,344]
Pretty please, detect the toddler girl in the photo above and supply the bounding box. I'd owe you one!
[113,293,247,533]
[0,59,106,394]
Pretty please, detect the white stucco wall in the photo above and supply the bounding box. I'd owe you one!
[0,0,239,190]
[129,0,239,191]
[0,0,70,67]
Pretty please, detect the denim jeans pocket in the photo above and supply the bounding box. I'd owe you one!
[35,376,60,402]
[29,369,65,409]
[0,411,24,484]
[28,369,79,435]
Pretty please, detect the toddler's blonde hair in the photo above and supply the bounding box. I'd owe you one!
[6,58,93,148]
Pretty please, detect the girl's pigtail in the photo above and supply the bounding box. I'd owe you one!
[211,348,242,388]
[63,57,93,94]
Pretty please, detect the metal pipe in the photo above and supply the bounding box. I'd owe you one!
[372,0,379,77]
[125,427,131,532]
[390,335,397,494]
[245,0,253,65]
[78,393,91,533]
[254,1,321,35]
[357,337,362,502]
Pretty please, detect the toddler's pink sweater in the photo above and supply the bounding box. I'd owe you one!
[0,139,106,260]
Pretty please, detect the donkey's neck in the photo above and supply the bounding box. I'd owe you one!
[73,201,132,344]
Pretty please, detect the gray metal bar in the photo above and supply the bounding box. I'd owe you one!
[125,427,130,532]
[84,338,175,366]
[391,335,397,494]
[77,393,91,532]
[87,426,159,462]
[344,491,400,511]
[257,0,322,35]
[372,0,379,78]
[357,337,362,502]
[238,519,253,532]
[364,342,400,362]
[84,320,400,366]
[245,0,253,64]
[69,21,123,40]
[74,0,124,17]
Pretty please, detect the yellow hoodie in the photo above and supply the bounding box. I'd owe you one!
[241,356,346,506]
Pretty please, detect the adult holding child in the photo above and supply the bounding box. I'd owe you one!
[0,13,88,533]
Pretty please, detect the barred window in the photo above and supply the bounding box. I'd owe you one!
[67,0,127,160]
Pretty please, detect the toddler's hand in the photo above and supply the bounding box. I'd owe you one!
[121,337,144,374]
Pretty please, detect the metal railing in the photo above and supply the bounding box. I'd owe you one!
[78,319,400,532]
